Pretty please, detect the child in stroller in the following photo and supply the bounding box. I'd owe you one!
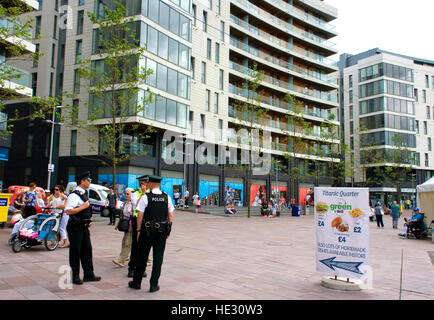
[9,207,62,252]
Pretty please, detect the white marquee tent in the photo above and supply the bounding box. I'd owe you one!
[416,176,434,226]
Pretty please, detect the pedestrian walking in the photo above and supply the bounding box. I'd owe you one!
[173,189,180,207]
[391,201,400,229]
[113,188,134,267]
[64,171,101,285]
[184,189,189,208]
[49,185,68,247]
[128,175,150,278]
[23,182,38,207]
[105,187,118,225]
[374,202,384,228]
[128,175,174,292]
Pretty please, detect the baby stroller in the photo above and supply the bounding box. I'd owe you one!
[10,207,62,253]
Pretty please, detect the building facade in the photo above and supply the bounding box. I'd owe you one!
[8,0,339,207]
[0,0,39,189]
[339,48,434,206]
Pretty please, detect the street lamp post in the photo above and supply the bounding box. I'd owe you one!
[46,105,62,191]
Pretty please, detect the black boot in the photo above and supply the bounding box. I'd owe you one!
[128,281,141,290]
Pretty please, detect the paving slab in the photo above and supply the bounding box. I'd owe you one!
[0,210,432,300]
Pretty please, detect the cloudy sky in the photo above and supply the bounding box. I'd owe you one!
[326,0,434,61]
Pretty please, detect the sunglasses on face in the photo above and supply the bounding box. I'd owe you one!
[54,188,59,191]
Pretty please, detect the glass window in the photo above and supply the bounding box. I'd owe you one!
[159,2,170,29]
[178,43,189,69]
[145,95,155,119]
[148,0,159,23]
[201,61,206,83]
[180,14,190,41]
[207,38,211,59]
[70,131,77,156]
[180,0,190,11]
[167,68,178,95]
[202,11,207,32]
[178,73,188,99]
[168,38,178,65]
[219,69,223,90]
[157,63,167,91]
[214,92,218,113]
[205,89,210,110]
[166,99,177,125]
[147,26,158,55]
[215,42,220,63]
[142,0,149,16]
[77,10,84,35]
[146,59,157,87]
[156,97,167,122]
[158,32,168,60]
[177,103,187,128]
[169,8,179,35]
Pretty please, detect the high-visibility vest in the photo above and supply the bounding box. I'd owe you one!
[132,188,142,217]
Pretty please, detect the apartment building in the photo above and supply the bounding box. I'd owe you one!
[339,48,434,205]
[8,0,339,206]
[0,0,38,189]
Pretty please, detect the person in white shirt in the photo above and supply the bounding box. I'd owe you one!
[128,175,174,293]
[49,185,68,247]
[64,171,101,285]
[184,189,190,208]
[113,188,135,267]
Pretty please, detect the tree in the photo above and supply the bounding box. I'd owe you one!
[69,1,155,188]
[229,63,268,218]
[0,2,60,137]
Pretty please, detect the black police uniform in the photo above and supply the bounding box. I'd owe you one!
[66,172,100,285]
[127,175,149,278]
[130,191,172,291]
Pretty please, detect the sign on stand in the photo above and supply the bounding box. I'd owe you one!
[315,187,370,282]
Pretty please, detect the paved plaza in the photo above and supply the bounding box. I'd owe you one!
[0,210,433,300]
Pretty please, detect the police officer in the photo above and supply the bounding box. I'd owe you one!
[127,175,149,278]
[64,171,101,285]
[128,175,174,292]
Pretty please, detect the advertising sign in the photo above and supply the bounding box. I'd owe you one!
[315,187,370,279]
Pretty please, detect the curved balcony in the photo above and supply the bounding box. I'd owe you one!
[229,39,338,106]
[228,82,337,123]
[229,14,337,70]
[235,0,337,51]
[265,0,337,30]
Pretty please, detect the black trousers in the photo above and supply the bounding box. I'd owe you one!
[376,215,384,228]
[108,207,116,224]
[133,227,167,286]
[67,223,94,279]
[128,216,138,271]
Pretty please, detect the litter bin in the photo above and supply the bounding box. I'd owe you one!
[291,205,300,217]
[0,193,13,225]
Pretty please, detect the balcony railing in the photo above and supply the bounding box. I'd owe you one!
[229,15,337,68]
[232,0,336,49]
[228,55,338,105]
[229,44,337,86]
[228,83,335,121]
[264,0,336,31]
[5,65,31,87]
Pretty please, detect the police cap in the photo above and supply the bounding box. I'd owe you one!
[148,175,163,183]
[76,171,91,182]
[136,175,149,182]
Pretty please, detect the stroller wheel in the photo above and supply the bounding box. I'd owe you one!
[44,231,59,251]
[11,239,22,253]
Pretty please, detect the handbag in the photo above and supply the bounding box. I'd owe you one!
[117,203,131,232]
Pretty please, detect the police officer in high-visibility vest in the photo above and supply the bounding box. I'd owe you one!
[64,171,101,285]
[128,175,174,292]
[128,175,149,278]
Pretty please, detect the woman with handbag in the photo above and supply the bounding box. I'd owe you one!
[113,188,134,267]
